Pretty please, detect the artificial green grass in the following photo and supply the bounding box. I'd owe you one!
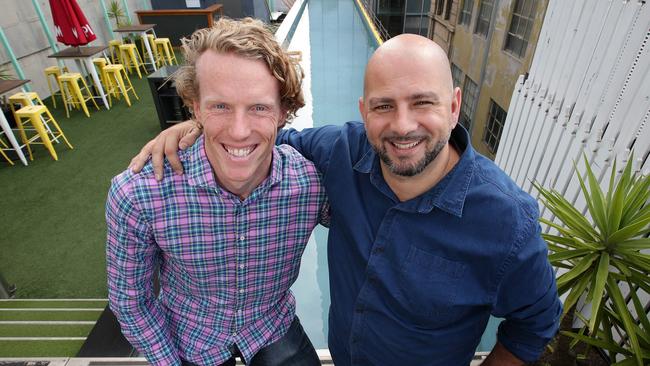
[0,340,85,357]
[0,71,162,298]
[0,310,103,321]
[0,300,107,308]
[0,324,94,337]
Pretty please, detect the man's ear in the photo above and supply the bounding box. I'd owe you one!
[277,109,289,129]
[358,96,366,122]
[451,87,461,128]
[193,100,202,124]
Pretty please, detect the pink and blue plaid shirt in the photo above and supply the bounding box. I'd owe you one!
[106,137,328,365]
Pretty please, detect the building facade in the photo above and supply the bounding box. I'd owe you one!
[429,0,548,159]
[364,0,432,37]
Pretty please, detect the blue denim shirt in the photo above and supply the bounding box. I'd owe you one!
[278,122,562,365]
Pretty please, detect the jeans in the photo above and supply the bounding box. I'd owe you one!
[182,317,320,366]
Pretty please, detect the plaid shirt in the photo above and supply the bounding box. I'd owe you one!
[106,136,327,366]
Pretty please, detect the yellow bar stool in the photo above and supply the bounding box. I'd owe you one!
[145,34,164,67]
[118,43,147,79]
[154,38,178,65]
[0,138,14,165]
[92,57,113,97]
[103,64,139,107]
[8,91,56,138]
[109,39,123,64]
[8,92,45,113]
[14,105,73,161]
[43,66,68,109]
[139,34,161,67]
[58,72,100,118]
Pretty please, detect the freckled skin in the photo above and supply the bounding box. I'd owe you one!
[193,51,286,199]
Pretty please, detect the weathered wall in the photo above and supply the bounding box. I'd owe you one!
[448,0,547,158]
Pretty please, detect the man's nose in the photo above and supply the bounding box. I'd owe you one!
[392,105,417,136]
[229,111,252,139]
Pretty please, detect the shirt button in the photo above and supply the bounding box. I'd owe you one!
[239,235,245,241]
[237,309,242,315]
[373,247,384,254]
[239,289,245,294]
[239,264,245,269]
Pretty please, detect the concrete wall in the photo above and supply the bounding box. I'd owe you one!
[448,0,547,158]
[0,0,149,100]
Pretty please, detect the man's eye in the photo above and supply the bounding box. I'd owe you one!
[415,100,433,106]
[209,103,226,110]
[374,105,392,111]
[253,105,268,112]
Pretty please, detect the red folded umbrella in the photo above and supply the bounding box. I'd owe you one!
[49,0,97,46]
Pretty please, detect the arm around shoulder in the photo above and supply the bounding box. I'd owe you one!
[276,124,345,173]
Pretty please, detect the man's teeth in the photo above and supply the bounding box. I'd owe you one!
[226,146,253,157]
[392,141,420,149]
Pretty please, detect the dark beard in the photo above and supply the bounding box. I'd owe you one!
[374,135,449,177]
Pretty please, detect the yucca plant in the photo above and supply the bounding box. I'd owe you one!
[107,0,126,27]
[0,64,13,80]
[534,154,650,366]
[0,64,14,110]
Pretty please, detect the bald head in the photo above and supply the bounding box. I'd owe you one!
[363,34,454,99]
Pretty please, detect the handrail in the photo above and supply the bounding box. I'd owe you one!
[355,0,391,43]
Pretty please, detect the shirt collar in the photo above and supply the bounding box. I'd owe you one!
[354,124,475,217]
[185,136,283,196]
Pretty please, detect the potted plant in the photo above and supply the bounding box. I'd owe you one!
[534,154,650,366]
[107,0,126,28]
[0,64,17,128]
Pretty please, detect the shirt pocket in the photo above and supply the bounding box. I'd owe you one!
[397,245,467,324]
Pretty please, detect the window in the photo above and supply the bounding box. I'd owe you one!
[435,0,445,15]
[459,76,478,131]
[504,0,536,58]
[451,63,463,89]
[459,0,473,26]
[483,100,507,154]
[403,0,430,35]
[474,0,494,37]
[444,0,453,20]
[435,0,453,19]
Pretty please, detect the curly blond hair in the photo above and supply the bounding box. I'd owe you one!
[174,17,304,126]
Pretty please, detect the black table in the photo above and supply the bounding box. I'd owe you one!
[147,65,191,130]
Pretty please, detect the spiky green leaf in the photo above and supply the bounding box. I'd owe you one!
[607,277,643,366]
[562,272,591,316]
[588,252,610,332]
[561,330,630,355]
[578,156,608,236]
[548,249,592,264]
[556,253,598,291]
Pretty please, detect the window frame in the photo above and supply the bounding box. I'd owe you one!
[474,0,494,37]
[459,75,478,131]
[503,0,537,58]
[482,99,507,154]
[459,0,474,27]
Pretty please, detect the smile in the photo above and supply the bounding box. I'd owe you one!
[223,144,256,157]
[390,140,422,150]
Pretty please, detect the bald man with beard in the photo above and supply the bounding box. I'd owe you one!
[130,34,562,365]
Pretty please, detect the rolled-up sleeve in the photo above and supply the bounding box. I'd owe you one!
[105,172,180,366]
[492,214,563,363]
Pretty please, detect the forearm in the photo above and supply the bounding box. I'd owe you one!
[109,293,181,365]
[106,178,180,365]
[481,342,524,366]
